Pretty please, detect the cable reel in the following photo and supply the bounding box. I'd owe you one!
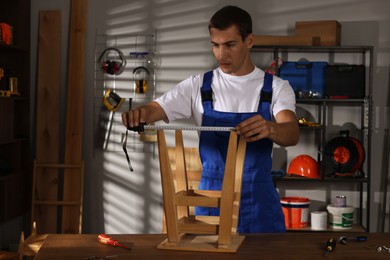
[325,130,365,177]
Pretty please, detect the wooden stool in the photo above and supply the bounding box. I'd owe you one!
[18,222,47,260]
[157,129,247,253]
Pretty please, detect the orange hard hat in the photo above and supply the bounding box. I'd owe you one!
[288,155,320,179]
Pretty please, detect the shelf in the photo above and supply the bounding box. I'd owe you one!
[296,98,367,103]
[299,126,323,130]
[287,224,367,233]
[0,95,29,101]
[251,45,373,53]
[274,176,368,183]
[0,170,26,181]
[0,43,29,53]
[0,137,27,145]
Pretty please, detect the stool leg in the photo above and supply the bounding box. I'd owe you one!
[175,130,190,220]
[218,131,238,247]
[157,130,179,244]
[232,137,247,233]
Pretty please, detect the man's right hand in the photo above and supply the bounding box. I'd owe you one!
[121,101,167,129]
[122,107,147,128]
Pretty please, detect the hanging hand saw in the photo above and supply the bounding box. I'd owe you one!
[127,123,236,132]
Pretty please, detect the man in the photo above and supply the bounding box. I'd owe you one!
[122,5,299,233]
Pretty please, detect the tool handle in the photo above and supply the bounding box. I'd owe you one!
[127,123,145,132]
[98,234,130,250]
[355,236,368,242]
[98,234,118,246]
[325,238,336,254]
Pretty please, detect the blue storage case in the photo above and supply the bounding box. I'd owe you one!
[279,61,328,98]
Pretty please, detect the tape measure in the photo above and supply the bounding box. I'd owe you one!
[103,89,124,112]
[127,123,235,132]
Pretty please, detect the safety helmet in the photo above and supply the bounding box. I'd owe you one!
[288,155,320,179]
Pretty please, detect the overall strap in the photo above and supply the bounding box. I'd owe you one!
[259,72,273,121]
[201,70,213,112]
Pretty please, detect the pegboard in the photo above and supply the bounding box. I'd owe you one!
[93,31,159,154]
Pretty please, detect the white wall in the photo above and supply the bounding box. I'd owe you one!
[29,0,390,234]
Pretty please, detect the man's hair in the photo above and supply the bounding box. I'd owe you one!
[209,5,252,42]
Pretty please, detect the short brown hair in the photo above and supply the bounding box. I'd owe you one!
[209,5,252,41]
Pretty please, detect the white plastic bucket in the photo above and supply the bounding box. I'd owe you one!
[327,204,354,229]
[311,211,328,230]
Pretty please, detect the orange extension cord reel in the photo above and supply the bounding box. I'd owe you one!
[325,130,365,177]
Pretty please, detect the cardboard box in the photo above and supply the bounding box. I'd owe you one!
[295,21,341,46]
[253,35,320,46]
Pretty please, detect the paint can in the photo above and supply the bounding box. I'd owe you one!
[335,195,347,207]
[281,197,310,228]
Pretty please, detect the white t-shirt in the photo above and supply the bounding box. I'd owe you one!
[155,67,296,126]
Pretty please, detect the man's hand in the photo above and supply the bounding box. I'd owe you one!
[235,110,299,146]
[122,107,148,128]
[236,115,275,142]
[121,101,166,129]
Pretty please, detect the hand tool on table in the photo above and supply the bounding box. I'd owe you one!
[324,238,336,256]
[339,235,367,245]
[98,234,131,250]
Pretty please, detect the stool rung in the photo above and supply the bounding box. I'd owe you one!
[178,216,219,235]
[175,190,221,207]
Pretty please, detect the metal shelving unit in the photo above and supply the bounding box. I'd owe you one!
[251,45,373,232]
[0,0,31,225]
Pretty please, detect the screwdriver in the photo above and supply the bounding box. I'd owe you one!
[98,234,131,250]
[324,238,336,256]
[339,235,368,245]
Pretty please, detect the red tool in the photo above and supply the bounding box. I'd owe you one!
[98,234,131,250]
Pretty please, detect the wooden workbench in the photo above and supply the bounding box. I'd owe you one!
[34,233,390,259]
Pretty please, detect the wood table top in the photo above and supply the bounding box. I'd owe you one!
[34,232,390,259]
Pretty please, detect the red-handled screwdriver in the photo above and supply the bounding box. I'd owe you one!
[98,234,131,250]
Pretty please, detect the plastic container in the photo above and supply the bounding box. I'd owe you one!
[327,204,354,229]
[280,197,310,228]
[311,211,328,230]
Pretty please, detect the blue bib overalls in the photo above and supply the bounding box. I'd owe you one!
[195,71,286,233]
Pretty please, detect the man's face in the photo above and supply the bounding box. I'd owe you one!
[209,25,253,76]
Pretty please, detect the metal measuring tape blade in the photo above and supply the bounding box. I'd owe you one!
[127,123,236,132]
